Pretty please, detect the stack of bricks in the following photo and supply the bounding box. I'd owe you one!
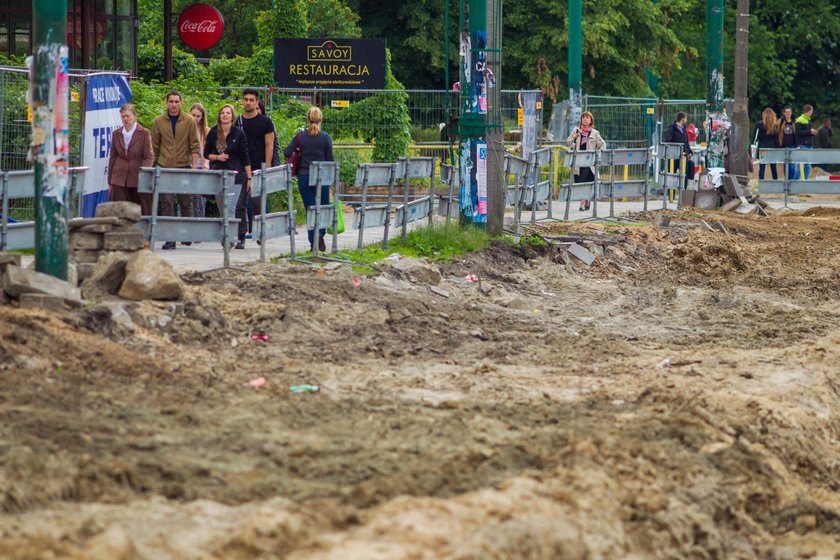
[70,202,146,285]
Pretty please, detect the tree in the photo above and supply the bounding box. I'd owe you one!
[307,0,362,38]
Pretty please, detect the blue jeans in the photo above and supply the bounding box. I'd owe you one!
[794,146,812,180]
[298,174,330,246]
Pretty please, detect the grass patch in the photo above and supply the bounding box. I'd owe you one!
[272,221,492,267]
[338,220,491,264]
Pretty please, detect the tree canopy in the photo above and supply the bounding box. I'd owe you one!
[134,0,840,119]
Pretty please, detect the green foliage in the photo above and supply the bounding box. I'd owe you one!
[255,1,308,49]
[208,56,252,86]
[335,220,491,264]
[324,50,411,162]
[137,42,210,83]
[307,0,362,38]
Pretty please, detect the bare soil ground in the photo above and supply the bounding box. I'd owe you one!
[2,208,840,559]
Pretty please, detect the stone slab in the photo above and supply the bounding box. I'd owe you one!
[2,265,82,304]
[69,217,122,230]
[73,249,106,264]
[0,253,23,267]
[19,293,66,312]
[103,231,145,251]
[95,201,141,222]
[70,232,105,250]
[567,242,596,266]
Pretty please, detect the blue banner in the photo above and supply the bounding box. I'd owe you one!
[81,73,132,217]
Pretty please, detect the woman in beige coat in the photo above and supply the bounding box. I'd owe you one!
[566,111,606,211]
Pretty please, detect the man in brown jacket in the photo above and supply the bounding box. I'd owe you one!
[151,90,199,250]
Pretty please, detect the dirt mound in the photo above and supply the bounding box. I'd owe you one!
[801,206,840,218]
[4,208,840,558]
[668,229,752,279]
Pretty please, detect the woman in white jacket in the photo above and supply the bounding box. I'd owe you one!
[566,111,606,211]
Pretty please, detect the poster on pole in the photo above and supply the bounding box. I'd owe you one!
[475,141,487,221]
[81,73,132,217]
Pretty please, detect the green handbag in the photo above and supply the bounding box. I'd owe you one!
[327,199,345,234]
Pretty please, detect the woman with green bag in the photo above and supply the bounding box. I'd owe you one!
[284,106,334,253]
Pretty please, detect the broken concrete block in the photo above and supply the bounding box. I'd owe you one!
[81,251,130,299]
[69,217,122,230]
[73,249,106,264]
[70,231,105,250]
[699,220,715,232]
[429,286,450,298]
[76,262,96,284]
[103,230,145,252]
[92,302,137,332]
[719,199,742,213]
[567,242,596,266]
[0,253,23,268]
[380,256,442,286]
[19,293,66,312]
[118,250,185,301]
[95,202,142,222]
[76,223,116,234]
[2,265,82,304]
[653,214,672,228]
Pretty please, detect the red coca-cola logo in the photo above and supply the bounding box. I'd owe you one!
[177,4,224,50]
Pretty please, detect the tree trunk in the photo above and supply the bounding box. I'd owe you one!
[731,0,750,177]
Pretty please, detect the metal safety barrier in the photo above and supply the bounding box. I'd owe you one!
[558,149,600,221]
[438,162,460,220]
[251,163,297,262]
[352,162,397,250]
[757,148,840,208]
[305,161,340,257]
[0,167,89,251]
[656,142,686,210]
[137,167,239,270]
[394,157,437,244]
[504,153,531,233]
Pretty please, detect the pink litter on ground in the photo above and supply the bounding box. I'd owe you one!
[251,334,268,342]
[248,377,267,387]
[464,274,478,283]
[351,278,362,287]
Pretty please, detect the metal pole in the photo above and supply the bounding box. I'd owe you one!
[706,0,725,169]
[164,0,173,81]
[31,0,69,279]
[259,163,266,263]
[568,0,583,129]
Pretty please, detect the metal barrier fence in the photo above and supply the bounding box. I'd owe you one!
[758,148,840,207]
[221,87,543,145]
[0,167,89,251]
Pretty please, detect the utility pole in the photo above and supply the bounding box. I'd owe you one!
[568,0,582,130]
[30,0,69,279]
[706,0,725,169]
[457,0,487,228]
[731,0,750,177]
[485,0,504,235]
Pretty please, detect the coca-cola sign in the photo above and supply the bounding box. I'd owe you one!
[177,4,224,50]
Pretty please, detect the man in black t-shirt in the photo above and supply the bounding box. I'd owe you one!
[234,88,276,248]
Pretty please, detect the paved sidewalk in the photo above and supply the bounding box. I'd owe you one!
[151,195,839,272]
[18,195,839,273]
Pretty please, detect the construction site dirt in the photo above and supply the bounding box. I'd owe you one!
[2,207,840,560]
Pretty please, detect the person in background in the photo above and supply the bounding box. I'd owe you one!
[205,104,251,248]
[755,107,780,180]
[663,111,694,189]
[284,106,334,252]
[107,103,154,215]
[151,90,199,250]
[778,105,797,179]
[794,104,817,179]
[190,103,210,220]
[566,111,606,212]
[235,88,276,249]
[815,118,833,172]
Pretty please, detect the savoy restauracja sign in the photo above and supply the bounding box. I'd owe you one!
[274,39,386,89]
